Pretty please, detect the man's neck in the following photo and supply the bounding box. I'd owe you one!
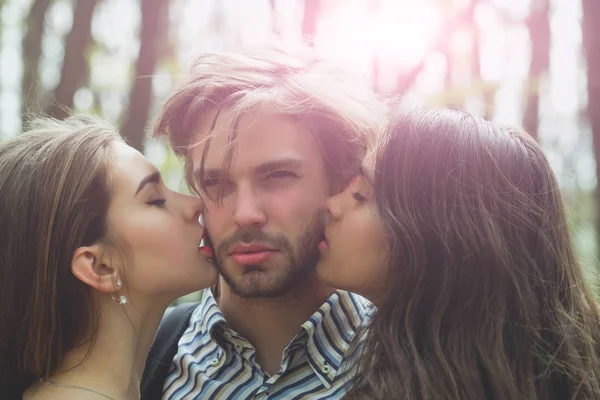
[217,275,334,375]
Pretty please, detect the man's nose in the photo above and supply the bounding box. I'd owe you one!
[232,186,266,228]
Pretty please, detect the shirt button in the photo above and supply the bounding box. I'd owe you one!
[211,358,219,365]
[235,343,242,351]
[322,364,331,374]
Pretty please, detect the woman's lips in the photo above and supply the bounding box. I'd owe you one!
[318,239,329,252]
[199,245,214,257]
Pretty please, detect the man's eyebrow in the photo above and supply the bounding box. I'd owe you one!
[135,171,161,196]
[194,167,223,182]
[194,158,304,181]
[254,158,304,175]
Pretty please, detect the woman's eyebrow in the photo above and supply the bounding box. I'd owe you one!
[135,171,161,196]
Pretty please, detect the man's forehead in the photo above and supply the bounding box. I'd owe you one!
[190,109,316,173]
[190,108,233,148]
[188,107,233,170]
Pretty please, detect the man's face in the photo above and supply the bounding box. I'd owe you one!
[190,109,330,298]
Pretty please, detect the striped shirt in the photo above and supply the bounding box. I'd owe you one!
[162,289,372,399]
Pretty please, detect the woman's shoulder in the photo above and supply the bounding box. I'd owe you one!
[23,384,108,400]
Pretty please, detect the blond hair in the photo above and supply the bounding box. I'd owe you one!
[152,46,386,195]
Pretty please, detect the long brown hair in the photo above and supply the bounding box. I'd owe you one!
[347,106,600,399]
[0,115,120,392]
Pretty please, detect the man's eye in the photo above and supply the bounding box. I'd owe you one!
[203,178,223,187]
[267,171,297,179]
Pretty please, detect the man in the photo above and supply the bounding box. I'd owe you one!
[141,47,385,399]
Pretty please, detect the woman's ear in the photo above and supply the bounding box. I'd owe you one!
[71,245,118,293]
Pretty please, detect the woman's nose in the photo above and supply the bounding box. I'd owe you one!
[326,175,361,221]
[183,194,204,223]
[325,190,345,221]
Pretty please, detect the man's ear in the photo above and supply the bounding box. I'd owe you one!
[71,245,118,294]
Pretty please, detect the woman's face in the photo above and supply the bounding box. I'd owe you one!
[316,175,389,302]
[105,141,217,301]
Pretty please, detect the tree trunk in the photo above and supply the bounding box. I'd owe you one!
[472,34,496,120]
[370,0,380,92]
[0,0,6,130]
[0,1,5,39]
[394,0,478,95]
[269,0,279,37]
[119,0,168,153]
[0,0,6,43]
[468,1,494,119]
[302,0,321,45]
[46,0,99,119]
[583,0,600,264]
[21,0,54,121]
[522,0,550,140]
[444,46,460,109]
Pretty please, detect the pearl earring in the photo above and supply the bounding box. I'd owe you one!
[111,279,126,305]
[111,291,128,305]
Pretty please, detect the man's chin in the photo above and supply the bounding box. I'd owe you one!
[220,268,295,298]
[216,260,266,278]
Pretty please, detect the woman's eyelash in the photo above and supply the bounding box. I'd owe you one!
[352,192,367,202]
[147,198,167,207]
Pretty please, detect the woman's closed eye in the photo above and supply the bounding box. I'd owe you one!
[352,192,367,202]
[147,197,167,207]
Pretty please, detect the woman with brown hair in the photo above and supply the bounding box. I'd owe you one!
[0,115,217,399]
[317,105,600,399]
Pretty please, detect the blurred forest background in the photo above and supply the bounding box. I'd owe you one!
[1,0,600,296]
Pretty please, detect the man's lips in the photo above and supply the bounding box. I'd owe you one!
[229,243,277,266]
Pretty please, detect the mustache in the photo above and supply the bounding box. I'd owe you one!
[213,208,329,258]
[217,228,289,256]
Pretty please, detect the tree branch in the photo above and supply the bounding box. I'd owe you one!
[46,0,99,119]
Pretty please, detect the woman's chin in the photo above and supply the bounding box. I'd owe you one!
[315,258,343,290]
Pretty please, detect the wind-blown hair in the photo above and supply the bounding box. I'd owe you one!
[0,115,120,393]
[346,106,600,399]
[152,46,386,196]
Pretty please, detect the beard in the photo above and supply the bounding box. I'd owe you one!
[210,212,326,299]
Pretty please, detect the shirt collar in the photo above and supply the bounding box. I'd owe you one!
[193,289,373,387]
[301,290,372,387]
[194,289,227,342]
